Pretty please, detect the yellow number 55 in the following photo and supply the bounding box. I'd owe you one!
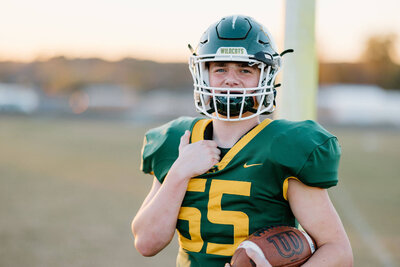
[177,179,251,256]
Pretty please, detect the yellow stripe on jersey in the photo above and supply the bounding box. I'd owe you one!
[176,247,191,267]
[283,176,300,200]
[216,118,272,171]
[191,119,212,143]
[190,118,272,172]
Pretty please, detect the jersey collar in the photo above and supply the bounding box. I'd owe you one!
[191,118,272,172]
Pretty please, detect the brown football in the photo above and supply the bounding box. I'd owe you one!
[230,226,316,267]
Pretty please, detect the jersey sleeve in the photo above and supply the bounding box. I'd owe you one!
[140,117,199,183]
[296,136,341,188]
[271,120,341,189]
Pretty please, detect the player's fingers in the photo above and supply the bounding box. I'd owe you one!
[202,140,218,148]
[209,147,220,161]
[224,264,231,267]
[245,247,272,267]
[212,147,221,156]
[179,130,190,151]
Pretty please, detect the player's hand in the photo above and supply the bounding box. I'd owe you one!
[225,246,272,267]
[171,130,220,178]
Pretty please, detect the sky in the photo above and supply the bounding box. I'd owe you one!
[1,0,399,63]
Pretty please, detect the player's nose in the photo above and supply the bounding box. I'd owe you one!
[223,70,240,87]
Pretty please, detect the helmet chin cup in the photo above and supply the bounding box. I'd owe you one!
[213,95,254,117]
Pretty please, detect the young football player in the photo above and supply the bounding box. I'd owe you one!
[132,15,353,267]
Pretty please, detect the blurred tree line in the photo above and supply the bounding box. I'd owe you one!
[0,57,192,95]
[0,34,399,95]
[319,34,400,89]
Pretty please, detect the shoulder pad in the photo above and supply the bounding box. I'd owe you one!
[270,120,340,188]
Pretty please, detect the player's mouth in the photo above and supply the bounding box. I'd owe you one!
[219,90,243,95]
[217,90,256,95]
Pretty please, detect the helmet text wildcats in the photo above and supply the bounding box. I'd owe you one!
[217,47,247,55]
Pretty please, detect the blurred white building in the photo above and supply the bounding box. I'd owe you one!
[0,83,39,114]
[130,89,197,122]
[82,84,137,110]
[318,84,400,127]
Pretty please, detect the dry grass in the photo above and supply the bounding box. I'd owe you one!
[0,115,399,266]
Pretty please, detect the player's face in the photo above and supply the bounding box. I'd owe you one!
[208,62,261,120]
[208,62,260,90]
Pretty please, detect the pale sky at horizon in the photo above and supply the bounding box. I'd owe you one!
[1,0,399,63]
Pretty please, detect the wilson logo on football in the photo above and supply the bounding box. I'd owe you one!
[266,230,304,258]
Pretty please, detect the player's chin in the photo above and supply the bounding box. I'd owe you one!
[216,90,256,94]
[213,111,255,120]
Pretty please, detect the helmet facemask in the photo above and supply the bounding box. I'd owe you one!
[189,53,281,121]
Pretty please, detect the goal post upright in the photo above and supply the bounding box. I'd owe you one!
[275,0,318,121]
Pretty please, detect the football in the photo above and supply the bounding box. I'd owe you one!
[230,226,316,267]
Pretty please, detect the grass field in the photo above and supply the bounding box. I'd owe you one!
[1,115,399,267]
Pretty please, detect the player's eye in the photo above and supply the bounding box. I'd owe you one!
[241,68,253,74]
[214,68,226,73]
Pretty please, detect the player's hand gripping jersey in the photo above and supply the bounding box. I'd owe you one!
[141,117,341,267]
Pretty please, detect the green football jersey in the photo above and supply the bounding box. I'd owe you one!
[140,116,341,267]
